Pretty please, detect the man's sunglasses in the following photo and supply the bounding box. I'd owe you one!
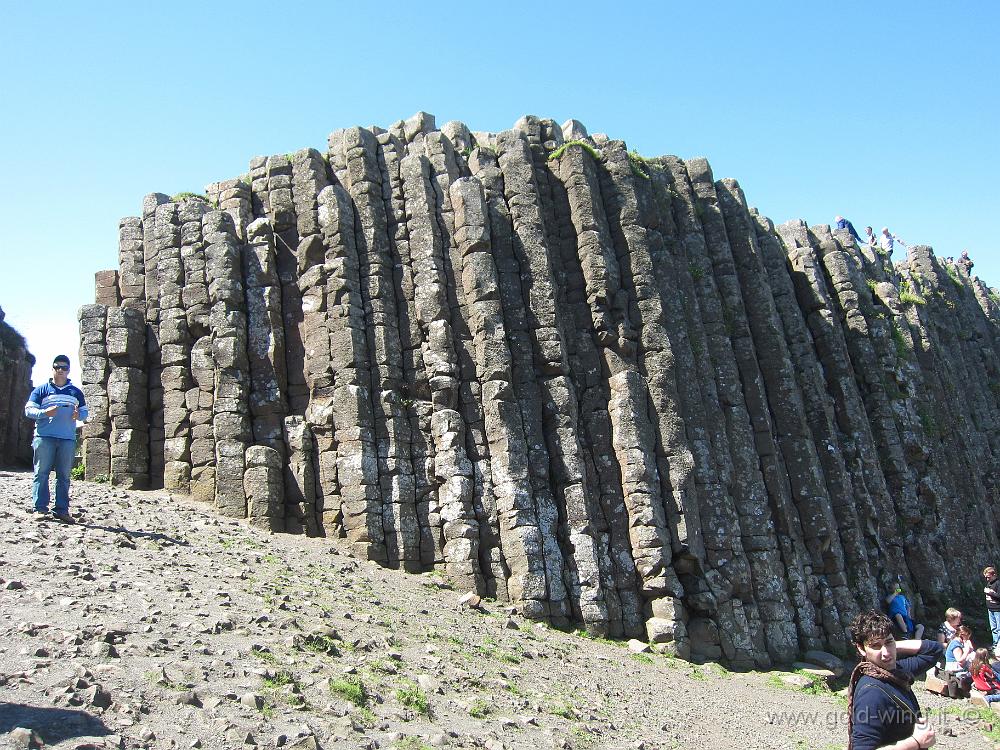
[53,365,69,371]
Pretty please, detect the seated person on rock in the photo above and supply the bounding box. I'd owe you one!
[886,586,925,640]
[848,610,940,750]
[945,625,975,673]
[943,625,975,697]
[970,648,1000,705]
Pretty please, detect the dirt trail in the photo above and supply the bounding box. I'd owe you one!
[0,470,992,750]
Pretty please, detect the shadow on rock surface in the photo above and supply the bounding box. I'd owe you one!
[75,521,190,547]
[0,702,111,744]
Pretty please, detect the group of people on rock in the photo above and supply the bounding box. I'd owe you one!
[835,215,906,258]
[834,215,977,278]
[848,567,1000,749]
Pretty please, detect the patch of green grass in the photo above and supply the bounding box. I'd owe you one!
[395,681,429,715]
[251,645,279,663]
[71,464,85,480]
[865,278,878,293]
[943,705,1000,741]
[918,408,938,437]
[261,552,280,565]
[890,321,911,359]
[989,291,1000,308]
[548,139,602,163]
[92,473,109,483]
[145,670,186,691]
[393,738,433,750]
[548,699,577,719]
[767,671,830,696]
[628,150,651,180]
[468,698,491,718]
[299,633,340,656]
[706,662,731,677]
[501,679,527,697]
[630,653,654,665]
[898,290,926,305]
[171,192,208,203]
[354,707,377,727]
[689,665,707,680]
[261,670,295,689]
[329,675,368,707]
[945,264,963,289]
[688,262,704,281]
[476,643,522,664]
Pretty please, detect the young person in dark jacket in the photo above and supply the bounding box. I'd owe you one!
[848,610,941,750]
[983,567,1000,653]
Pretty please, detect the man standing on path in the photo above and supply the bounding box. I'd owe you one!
[24,354,88,523]
[984,567,1000,655]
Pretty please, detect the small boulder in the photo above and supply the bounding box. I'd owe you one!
[458,592,482,609]
[8,727,39,749]
[802,649,845,677]
[626,639,651,654]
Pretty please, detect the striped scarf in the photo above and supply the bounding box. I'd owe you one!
[847,659,915,750]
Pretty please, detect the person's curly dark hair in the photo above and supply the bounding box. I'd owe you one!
[850,609,893,647]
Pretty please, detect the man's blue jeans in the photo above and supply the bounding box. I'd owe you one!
[32,436,76,514]
[989,609,1000,650]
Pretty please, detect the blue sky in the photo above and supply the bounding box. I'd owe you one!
[2,1,997,385]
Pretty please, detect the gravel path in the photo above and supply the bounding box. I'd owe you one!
[0,469,994,750]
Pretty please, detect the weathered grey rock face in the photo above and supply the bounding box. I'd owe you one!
[79,115,1000,666]
[0,307,34,465]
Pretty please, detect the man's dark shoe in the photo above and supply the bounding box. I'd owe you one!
[52,512,75,524]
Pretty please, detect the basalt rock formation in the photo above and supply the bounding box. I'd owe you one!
[0,306,34,465]
[78,113,1000,667]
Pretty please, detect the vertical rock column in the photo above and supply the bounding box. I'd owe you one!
[158,200,205,492]
[95,270,121,307]
[553,139,672,639]
[339,126,411,564]
[495,130,577,623]
[243,219,288,450]
[79,303,110,479]
[376,131,428,570]
[204,211,251,518]
[750,212,879,613]
[597,143,696,646]
[117,217,146,312]
[401,153,482,591]
[717,179,854,652]
[188,335,216,502]
[776,221,904,585]
[105,306,148,488]
[316,184,379,543]
[244,445,285,532]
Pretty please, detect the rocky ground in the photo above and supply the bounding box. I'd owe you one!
[0,469,996,750]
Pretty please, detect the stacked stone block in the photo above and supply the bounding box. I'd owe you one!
[106,306,148,488]
[78,303,110,478]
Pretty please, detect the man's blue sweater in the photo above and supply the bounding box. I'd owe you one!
[25,379,89,440]
[850,640,942,750]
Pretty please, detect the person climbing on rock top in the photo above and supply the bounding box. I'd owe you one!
[848,610,940,750]
[880,227,906,257]
[835,215,863,243]
[865,225,878,248]
[24,354,88,523]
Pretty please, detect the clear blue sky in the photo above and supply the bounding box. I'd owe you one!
[2,1,997,385]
